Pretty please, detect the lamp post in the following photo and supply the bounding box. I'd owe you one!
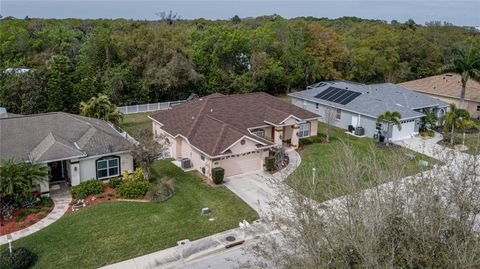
[8,239,12,255]
[311,167,316,199]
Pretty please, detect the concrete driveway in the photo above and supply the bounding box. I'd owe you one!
[224,171,277,215]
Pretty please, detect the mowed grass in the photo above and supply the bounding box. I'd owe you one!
[118,112,155,136]
[286,122,436,202]
[4,160,258,269]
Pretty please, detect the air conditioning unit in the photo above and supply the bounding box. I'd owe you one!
[354,126,365,136]
[181,158,191,169]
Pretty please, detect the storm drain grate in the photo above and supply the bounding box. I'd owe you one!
[226,236,236,242]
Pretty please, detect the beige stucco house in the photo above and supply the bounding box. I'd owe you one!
[0,112,135,195]
[150,92,319,179]
[399,73,480,118]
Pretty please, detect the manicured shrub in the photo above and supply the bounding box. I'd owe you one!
[122,168,144,182]
[299,137,313,146]
[212,167,225,184]
[146,178,175,202]
[265,156,275,172]
[0,247,37,269]
[118,180,149,198]
[108,177,123,189]
[71,180,104,199]
[38,196,53,207]
[19,210,30,218]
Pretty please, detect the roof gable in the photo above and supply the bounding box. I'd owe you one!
[151,92,318,156]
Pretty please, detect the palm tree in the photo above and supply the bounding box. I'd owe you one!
[0,158,49,220]
[442,41,480,108]
[376,111,402,145]
[80,94,123,125]
[441,103,471,145]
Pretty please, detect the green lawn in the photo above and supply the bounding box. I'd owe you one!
[286,122,436,202]
[118,112,155,136]
[4,160,257,269]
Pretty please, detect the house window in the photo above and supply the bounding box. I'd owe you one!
[201,154,205,161]
[96,156,120,179]
[477,105,480,112]
[315,103,319,110]
[252,129,265,138]
[298,123,310,138]
[336,108,341,120]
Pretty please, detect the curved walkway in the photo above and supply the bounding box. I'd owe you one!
[273,148,301,181]
[0,184,71,245]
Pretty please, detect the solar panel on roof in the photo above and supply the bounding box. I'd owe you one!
[326,90,347,102]
[321,88,338,100]
[314,87,335,99]
[314,86,362,105]
[339,92,361,105]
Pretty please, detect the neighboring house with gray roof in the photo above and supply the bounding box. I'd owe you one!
[0,112,134,194]
[290,81,448,141]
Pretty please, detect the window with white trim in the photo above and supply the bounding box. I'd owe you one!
[299,123,310,138]
[96,156,120,179]
[336,108,341,120]
[251,129,265,138]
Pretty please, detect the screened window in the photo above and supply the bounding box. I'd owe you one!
[252,129,265,138]
[299,123,310,138]
[336,109,341,120]
[96,156,120,179]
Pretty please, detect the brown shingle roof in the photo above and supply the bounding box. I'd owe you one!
[399,73,480,102]
[151,92,318,156]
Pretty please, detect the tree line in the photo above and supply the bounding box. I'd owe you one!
[0,15,478,114]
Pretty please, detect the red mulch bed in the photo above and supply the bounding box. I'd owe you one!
[0,201,54,236]
[66,184,146,214]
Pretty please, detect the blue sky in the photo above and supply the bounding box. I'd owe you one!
[1,1,479,26]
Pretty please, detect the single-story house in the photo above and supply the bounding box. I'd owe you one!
[0,112,135,194]
[149,92,319,179]
[289,81,449,141]
[399,73,480,119]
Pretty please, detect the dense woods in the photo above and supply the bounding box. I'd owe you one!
[1,15,478,114]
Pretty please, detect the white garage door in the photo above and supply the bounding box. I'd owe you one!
[220,153,263,177]
[391,120,416,141]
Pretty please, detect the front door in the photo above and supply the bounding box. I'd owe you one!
[49,161,65,182]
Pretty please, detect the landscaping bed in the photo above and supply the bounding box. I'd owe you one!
[0,197,54,236]
[1,160,258,269]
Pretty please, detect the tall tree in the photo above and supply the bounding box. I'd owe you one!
[442,40,480,108]
[79,94,123,125]
[46,54,75,112]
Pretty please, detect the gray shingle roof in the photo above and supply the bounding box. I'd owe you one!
[290,81,449,120]
[0,112,132,163]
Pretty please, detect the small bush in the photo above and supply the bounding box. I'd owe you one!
[19,210,30,218]
[28,219,36,225]
[38,196,53,207]
[108,177,123,189]
[146,178,175,202]
[265,156,275,172]
[118,179,149,198]
[0,247,37,269]
[420,130,434,137]
[71,180,104,199]
[37,213,46,219]
[122,168,144,182]
[30,208,40,214]
[299,137,313,146]
[15,216,24,222]
[21,196,37,208]
[310,136,323,143]
[212,167,225,184]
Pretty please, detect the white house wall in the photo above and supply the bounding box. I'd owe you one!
[75,153,134,184]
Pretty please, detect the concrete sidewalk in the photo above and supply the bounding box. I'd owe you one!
[0,183,72,245]
[100,221,269,269]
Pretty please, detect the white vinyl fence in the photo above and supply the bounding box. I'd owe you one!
[117,100,186,114]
